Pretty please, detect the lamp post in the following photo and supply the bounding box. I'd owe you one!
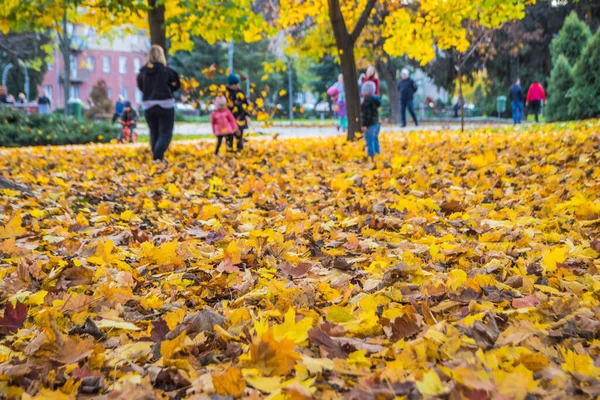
[288,59,293,125]
[228,41,234,73]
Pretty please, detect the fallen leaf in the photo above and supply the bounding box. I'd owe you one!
[0,301,27,334]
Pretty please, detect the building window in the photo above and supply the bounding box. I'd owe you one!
[107,88,112,99]
[87,56,95,72]
[44,85,53,101]
[103,56,111,73]
[118,57,127,74]
[120,87,128,101]
[133,58,141,74]
[69,85,80,100]
[47,61,53,71]
[135,88,142,104]
[70,55,78,79]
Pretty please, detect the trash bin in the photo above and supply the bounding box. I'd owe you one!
[496,96,507,118]
[67,99,83,120]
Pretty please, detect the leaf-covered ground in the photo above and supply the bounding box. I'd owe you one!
[1,121,600,399]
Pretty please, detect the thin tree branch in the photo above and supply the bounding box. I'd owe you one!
[349,0,376,44]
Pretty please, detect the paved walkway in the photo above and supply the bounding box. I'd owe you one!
[137,121,510,139]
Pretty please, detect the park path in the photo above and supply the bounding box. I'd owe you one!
[136,121,508,138]
[0,122,511,156]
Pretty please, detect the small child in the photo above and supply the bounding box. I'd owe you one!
[211,96,239,155]
[360,81,381,159]
[119,101,138,143]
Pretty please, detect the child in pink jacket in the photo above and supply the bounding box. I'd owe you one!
[211,96,240,154]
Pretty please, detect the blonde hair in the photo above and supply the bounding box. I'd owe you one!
[147,45,167,67]
[366,66,378,80]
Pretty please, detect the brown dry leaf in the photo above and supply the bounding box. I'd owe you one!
[278,261,313,278]
[166,310,225,339]
[51,336,95,364]
[512,295,540,309]
[0,301,27,334]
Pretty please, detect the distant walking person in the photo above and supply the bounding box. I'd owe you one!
[327,74,347,132]
[509,79,524,124]
[211,96,239,155]
[364,66,380,96]
[398,69,418,127]
[137,45,181,170]
[361,81,381,159]
[112,95,125,123]
[225,73,250,151]
[17,93,26,104]
[37,91,51,115]
[526,80,546,123]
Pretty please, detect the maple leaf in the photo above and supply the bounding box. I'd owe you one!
[0,301,27,335]
[249,329,301,376]
[212,367,246,397]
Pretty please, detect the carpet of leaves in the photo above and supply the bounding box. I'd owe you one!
[1,120,600,400]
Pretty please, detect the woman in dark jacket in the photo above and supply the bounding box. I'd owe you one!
[137,45,181,170]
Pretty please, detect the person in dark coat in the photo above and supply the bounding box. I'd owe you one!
[137,45,181,170]
[37,90,51,115]
[397,69,418,127]
[509,79,524,124]
[225,73,250,151]
[361,81,381,159]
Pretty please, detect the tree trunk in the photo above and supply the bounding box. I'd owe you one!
[61,10,71,116]
[148,0,167,53]
[327,0,375,141]
[458,54,464,132]
[340,49,361,140]
[328,0,357,140]
[377,59,400,124]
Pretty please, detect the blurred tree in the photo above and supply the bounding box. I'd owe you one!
[550,11,591,66]
[84,80,112,119]
[569,29,600,120]
[0,32,50,100]
[546,55,574,122]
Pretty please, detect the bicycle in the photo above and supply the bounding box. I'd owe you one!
[119,120,138,143]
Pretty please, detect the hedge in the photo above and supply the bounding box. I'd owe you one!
[0,107,119,147]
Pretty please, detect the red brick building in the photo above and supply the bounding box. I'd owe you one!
[40,27,150,110]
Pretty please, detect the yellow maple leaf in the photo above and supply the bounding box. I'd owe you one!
[249,329,301,376]
[272,308,314,344]
[542,246,567,273]
[416,369,450,396]
[0,212,27,239]
[213,367,246,397]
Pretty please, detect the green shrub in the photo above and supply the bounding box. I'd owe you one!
[0,107,119,147]
[550,11,591,67]
[569,30,600,120]
[546,55,574,122]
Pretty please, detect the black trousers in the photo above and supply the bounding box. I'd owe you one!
[215,135,234,154]
[400,99,418,127]
[234,127,245,150]
[145,106,175,160]
[529,100,541,122]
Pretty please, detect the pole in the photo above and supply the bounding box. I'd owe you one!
[246,70,250,96]
[458,53,464,132]
[228,41,234,73]
[2,64,13,88]
[288,59,293,125]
